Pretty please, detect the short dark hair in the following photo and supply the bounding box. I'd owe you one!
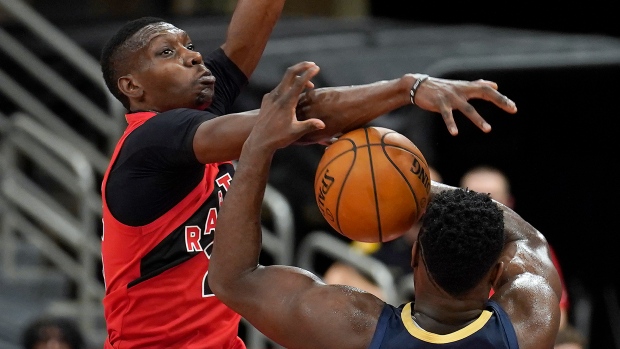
[100,17,167,110]
[419,188,504,297]
[22,316,84,349]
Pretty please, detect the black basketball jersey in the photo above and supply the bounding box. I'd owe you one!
[369,300,519,349]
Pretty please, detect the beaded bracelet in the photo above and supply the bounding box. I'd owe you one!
[409,74,429,105]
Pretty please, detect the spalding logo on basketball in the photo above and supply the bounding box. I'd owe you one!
[314,126,431,243]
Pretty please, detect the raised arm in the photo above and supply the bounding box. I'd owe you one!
[221,0,287,77]
[296,74,517,143]
[193,73,518,164]
[209,62,384,349]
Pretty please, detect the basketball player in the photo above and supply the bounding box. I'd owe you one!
[209,61,561,348]
[460,165,571,329]
[99,6,517,348]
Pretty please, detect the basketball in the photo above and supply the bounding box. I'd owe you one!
[314,126,431,243]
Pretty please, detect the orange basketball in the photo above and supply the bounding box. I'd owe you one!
[314,126,431,243]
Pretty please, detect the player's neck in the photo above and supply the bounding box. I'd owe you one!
[410,306,483,335]
[412,270,487,333]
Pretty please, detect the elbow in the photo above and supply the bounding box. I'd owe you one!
[207,260,227,297]
[208,262,249,306]
[208,269,231,303]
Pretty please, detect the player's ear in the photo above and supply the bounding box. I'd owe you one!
[411,240,420,269]
[118,74,143,99]
[490,261,504,288]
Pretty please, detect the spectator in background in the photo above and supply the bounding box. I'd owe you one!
[323,166,443,301]
[554,324,587,349]
[22,316,85,349]
[459,164,570,329]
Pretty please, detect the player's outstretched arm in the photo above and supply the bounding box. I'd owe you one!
[296,74,517,144]
[193,73,517,164]
[209,62,384,349]
[492,202,562,349]
[221,0,287,77]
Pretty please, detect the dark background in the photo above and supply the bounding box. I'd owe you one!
[371,2,620,38]
[373,5,620,344]
[15,1,619,347]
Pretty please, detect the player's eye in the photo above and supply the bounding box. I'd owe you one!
[187,44,195,51]
[161,48,173,55]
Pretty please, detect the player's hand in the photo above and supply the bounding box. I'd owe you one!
[247,62,325,152]
[411,76,517,136]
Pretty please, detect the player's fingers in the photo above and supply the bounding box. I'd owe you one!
[475,79,498,90]
[467,80,517,114]
[438,103,458,136]
[288,66,320,98]
[456,100,491,133]
[275,61,318,95]
[296,119,325,136]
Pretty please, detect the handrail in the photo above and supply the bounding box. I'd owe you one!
[0,0,125,124]
[0,0,126,171]
[2,204,104,297]
[0,70,111,174]
[237,183,294,349]
[296,230,399,304]
[262,184,295,264]
[0,28,117,136]
[0,113,103,344]
[13,114,94,191]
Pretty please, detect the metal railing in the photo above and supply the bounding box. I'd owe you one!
[0,0,125,175]
[0,0,123,345]
[297,230,399,305]
[0,2,302,347]
[0,113,105,344]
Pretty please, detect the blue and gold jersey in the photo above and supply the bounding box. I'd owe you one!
[369,300,519,349]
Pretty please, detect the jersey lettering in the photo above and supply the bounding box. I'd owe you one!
[202,212,215,259]
[202,270,215,298]
[201,167,233,297]
[202,208,217,296]
[201,183,223,296]
[205,207,217,236]
[185,225,202,252]
[215,173,232,191]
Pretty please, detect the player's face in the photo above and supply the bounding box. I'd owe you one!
[129,23,216,111]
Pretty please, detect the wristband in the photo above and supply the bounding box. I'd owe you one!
[410,74,429,105]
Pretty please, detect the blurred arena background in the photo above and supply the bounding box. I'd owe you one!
[0,0,618,348]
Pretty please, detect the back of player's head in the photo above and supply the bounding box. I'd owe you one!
[22,316,84,349]
[418,188,504,297]
[100,16,166,109]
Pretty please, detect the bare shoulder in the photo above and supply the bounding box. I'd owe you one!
[294,284,385,349]
[494,273,560,349]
